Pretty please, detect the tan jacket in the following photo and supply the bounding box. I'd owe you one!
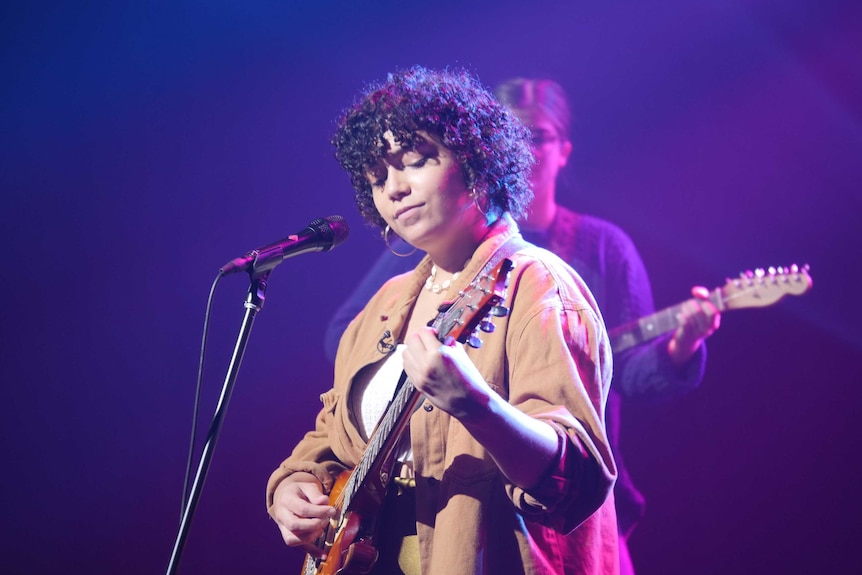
[268,218,619,574]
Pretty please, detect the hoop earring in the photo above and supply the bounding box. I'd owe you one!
[384,225,417,257]
[471,187,489,216]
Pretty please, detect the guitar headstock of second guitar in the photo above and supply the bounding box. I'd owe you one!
[721,264,812,310]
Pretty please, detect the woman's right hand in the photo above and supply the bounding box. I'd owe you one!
[270,472,335,555]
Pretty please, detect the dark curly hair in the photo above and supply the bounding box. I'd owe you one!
[332,66,534,231]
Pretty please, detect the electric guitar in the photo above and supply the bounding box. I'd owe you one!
[302,258,514,575]
[609,264,812,352]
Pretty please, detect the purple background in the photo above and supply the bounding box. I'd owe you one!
[2,1,860,573]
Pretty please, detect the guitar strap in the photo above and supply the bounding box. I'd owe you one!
[477,232,530,286]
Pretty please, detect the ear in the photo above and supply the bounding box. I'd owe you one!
[558,139,573,168]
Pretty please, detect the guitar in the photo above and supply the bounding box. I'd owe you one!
[609,264,812,353]
[302,258,514,575]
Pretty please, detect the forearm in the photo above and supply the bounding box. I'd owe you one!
[266,417,350,510]
[615,335,706,402]
[459,390,560,490]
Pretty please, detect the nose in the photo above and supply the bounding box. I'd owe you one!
[383,166,410,200]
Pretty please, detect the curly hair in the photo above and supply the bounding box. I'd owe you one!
[332,66,534,230]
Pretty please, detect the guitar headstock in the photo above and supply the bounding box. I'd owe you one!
[433,258,514,347]
[720,264,812,310]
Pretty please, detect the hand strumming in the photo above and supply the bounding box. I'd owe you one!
[271,472,335,557]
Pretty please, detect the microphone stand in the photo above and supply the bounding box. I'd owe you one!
[166,269,271,575]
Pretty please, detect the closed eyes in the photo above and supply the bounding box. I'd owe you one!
[368,155,431,188]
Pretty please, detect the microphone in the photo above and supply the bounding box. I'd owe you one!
[377,330,395,354]
[219,215,350,276]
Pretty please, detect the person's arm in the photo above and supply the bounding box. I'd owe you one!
[603,228,718,401]
[403,327,560,490]
[323,241,424,362]
[404,256,616,532]
[266,388,349,550]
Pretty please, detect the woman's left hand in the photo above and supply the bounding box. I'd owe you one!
[402,327,492,421]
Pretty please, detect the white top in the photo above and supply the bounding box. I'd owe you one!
[351,344,413,463]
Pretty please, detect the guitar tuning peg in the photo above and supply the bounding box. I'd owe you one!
[467,333,483,349]
[766,267,778,283]
[489,305,509,317]
[479,318,496,333]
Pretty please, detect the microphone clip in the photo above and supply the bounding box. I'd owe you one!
[376,330,395,354]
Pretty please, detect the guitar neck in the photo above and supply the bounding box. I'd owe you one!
[340,257,515,509]
[340,374,422,512]
[608,265,812,353]
[609,289,724,353]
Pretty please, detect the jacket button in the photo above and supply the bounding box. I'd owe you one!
[423,402,433,412]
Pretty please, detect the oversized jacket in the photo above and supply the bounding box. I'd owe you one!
[267,218,619,574]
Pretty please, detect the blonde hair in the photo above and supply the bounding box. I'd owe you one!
[495,78,571,141]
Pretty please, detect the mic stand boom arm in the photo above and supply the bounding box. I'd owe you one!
[166,270,270,575]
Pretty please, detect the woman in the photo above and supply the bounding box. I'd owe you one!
[267,67,619,575]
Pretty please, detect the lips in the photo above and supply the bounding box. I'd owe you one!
[394,204,422,220]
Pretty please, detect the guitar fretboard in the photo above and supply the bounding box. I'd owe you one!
[339,265,504,510]
[340,374,419,511]
[609,265,811,353]
[610,290,724,352]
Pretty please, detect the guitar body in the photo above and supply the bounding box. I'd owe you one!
[301,471,380,575]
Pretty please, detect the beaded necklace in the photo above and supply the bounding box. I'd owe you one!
[424,261,469,294]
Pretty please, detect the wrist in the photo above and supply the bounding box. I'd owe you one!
[667,337,700,367]
[449,385,493,424]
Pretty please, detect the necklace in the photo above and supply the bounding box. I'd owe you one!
[424,264,465,294]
